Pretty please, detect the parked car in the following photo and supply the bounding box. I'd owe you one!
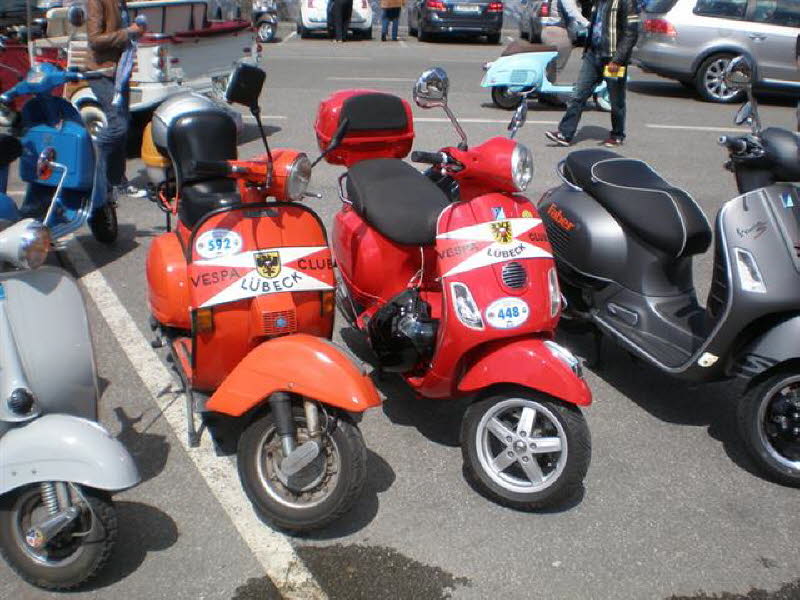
[297,0,373,38]
[518,0,557,42]
[634,0,800,103]
[407,0,504,43]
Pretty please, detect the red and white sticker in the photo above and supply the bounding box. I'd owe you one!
[189,245,335,308]
[436,217,551,278]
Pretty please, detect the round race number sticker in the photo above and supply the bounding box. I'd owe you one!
[485,297,530,329]
[195,229,243,259]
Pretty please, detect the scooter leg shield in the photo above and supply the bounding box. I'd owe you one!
[0,414,140,496]
[457,338,592,407]
[205,333,381,417]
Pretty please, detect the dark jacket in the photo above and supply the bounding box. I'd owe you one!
[585,0,640,65]
[87,0,130,71]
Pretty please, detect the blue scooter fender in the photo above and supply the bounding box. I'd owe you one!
[0,414,140,496]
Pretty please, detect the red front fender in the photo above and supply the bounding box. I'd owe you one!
[457,337,592,406]
[206,334,381,417]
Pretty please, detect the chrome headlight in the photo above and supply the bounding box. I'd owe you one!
[286,153,312,201]
[0,219,50,270]
[450,282,483,330]
[511,143,534,192]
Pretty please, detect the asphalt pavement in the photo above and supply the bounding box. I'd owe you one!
[1,30,799,600]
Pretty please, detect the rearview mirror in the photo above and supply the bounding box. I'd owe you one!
[508,97,528,139]
[225,63,266,110]
[723,56,753,91]
[413,67,449,109]
[67,6,86,28]
[734,102,753,126]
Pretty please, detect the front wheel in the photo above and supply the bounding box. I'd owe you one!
[0,485,116,591]
[89,202,118,244]
[738,372,800,487]
[462,391,591,509]
[257,20,276,43]
[491,86,522,110]
[238,405,367,532]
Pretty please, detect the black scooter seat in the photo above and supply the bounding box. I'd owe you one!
[346,158,450,246]
[0,134,22,168]
[564,149,711,258]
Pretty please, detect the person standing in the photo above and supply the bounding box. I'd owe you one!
[86,0,146,198]
[332,0,354,42]
[381,0,403,41]
[545,0,640,147]
[540,0,590,81]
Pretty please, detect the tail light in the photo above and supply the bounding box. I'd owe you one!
[426,0,446,10]
[321,291,335,315]
[538,2,549,16]
[488,1,503,11]
[362,0,367,7]
[644,18,677,36]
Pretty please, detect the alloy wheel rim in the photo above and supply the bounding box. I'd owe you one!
[476,398,568,494]
[757,378,800,471]
[704,58,738,101]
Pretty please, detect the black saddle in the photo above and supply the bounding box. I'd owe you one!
[346,158,450,246]
[564,149,711,257]
[0,134,22,168]
[180,179,239,228]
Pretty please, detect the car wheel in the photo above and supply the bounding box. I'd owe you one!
[530,21,542,44]
[695,53,746,104]
[408,10,418,36]
[419,23,432,42]
[487,32,501,44]
[519,20,528,40]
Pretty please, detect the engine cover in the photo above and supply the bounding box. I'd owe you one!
[367,289,437,373]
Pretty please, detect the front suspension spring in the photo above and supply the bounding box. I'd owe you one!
[39,482,60,515]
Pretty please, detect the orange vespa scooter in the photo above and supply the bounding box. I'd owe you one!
[143,64,380,532]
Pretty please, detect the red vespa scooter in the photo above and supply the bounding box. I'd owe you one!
[317,68,592,509]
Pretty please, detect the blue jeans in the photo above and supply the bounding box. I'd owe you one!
[381,8,400,39]
[89,76,130,193]
[558,50,628,141]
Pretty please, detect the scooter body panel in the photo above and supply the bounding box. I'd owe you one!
[0,414,140,496]
[206,333,380,416]
[481,52,608,97]
[1,267,97,421]
[146,230,192,330]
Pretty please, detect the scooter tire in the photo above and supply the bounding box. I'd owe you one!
[461,390,591,510]
[89,203,118,245]
[257,20,276,43]
[491,86,522,110]
[0,485,116,591]
[238,405,367,533]
[738,371,800,487]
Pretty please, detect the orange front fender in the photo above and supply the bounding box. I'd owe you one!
[205,334,381,417]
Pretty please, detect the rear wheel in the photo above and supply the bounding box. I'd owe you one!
[0,485,116,591]
[738,371,800,487]
[462,391,591,510]
[89,202,118,244]
[491,86,522,110]
[238,405,367,532]
[695,53,746,104]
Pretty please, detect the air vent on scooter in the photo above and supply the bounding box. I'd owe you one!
[510,70,531,85]
[262,310,298,336]
[502,261,527,289]
[543,219,569,255]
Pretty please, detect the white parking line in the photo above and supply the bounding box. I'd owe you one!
[267,55,371,61]
[415,117,558,124]
[646,123,743,133]
[399,40,408,48]
[66,241,327,600]
[279,31,298,45]
[326,76,416,82]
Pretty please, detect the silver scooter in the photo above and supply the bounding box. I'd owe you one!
[0,218,140,590]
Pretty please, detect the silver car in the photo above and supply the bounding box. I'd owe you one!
[634,0,800,102]
[518,0,560,42]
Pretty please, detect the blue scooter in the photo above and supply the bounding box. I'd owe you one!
[481,43,611,112]
[0,61,118,243]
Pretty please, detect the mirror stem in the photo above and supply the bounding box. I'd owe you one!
[443,105,468,150]
[251,104,274,188]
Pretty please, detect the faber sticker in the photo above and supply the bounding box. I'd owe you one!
[195,229,243,259]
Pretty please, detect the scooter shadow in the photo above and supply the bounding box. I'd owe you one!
[557,328,763,480]
[79,501,179,590]
[113,406,172,486]
[339,326,467,449]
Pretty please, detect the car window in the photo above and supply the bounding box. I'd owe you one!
[750,0,800,26]
[693,0,748,18]
[644,0,680,12]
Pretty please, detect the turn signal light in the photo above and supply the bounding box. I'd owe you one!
[321,291,335,315]
[644,18,677,36]
[538,3,549,16]
[426,0,446,10]
[488,2,503,11]
[194,308,215,333]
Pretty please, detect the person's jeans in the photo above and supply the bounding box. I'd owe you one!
[89,76,130,195]
[381,8,400,39]
[333,0,353,40]
[558,50,628,141]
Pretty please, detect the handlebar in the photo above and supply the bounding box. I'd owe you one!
[719,136,748,154]
[411,150,446,165]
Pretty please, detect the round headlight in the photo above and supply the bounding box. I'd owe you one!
[286,153,312,201]
[511,143,534,192]
[19,221,50,270]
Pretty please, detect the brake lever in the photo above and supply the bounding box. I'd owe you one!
[303,191,322,199]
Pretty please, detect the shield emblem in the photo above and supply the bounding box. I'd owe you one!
[255,251,281,278]
[491,221,513,244]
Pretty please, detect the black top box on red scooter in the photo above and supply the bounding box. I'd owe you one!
[315,90,415,167]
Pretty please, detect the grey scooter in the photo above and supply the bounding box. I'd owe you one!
[538,57,800,486]
[0,219,139,589]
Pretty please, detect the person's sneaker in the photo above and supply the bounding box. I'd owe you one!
[114,183,148,199]
[545,131,571,147]
[602,137,624,148]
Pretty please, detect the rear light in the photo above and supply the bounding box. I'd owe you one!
[488,1,503,11]
[538,2,549,16]
[644,18,677,36]
[426,0,446,10]
[362,0,367,7]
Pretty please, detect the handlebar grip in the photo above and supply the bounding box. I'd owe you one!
[192,160,231,177]
[719,136,747,154]
[411,150,443,165]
